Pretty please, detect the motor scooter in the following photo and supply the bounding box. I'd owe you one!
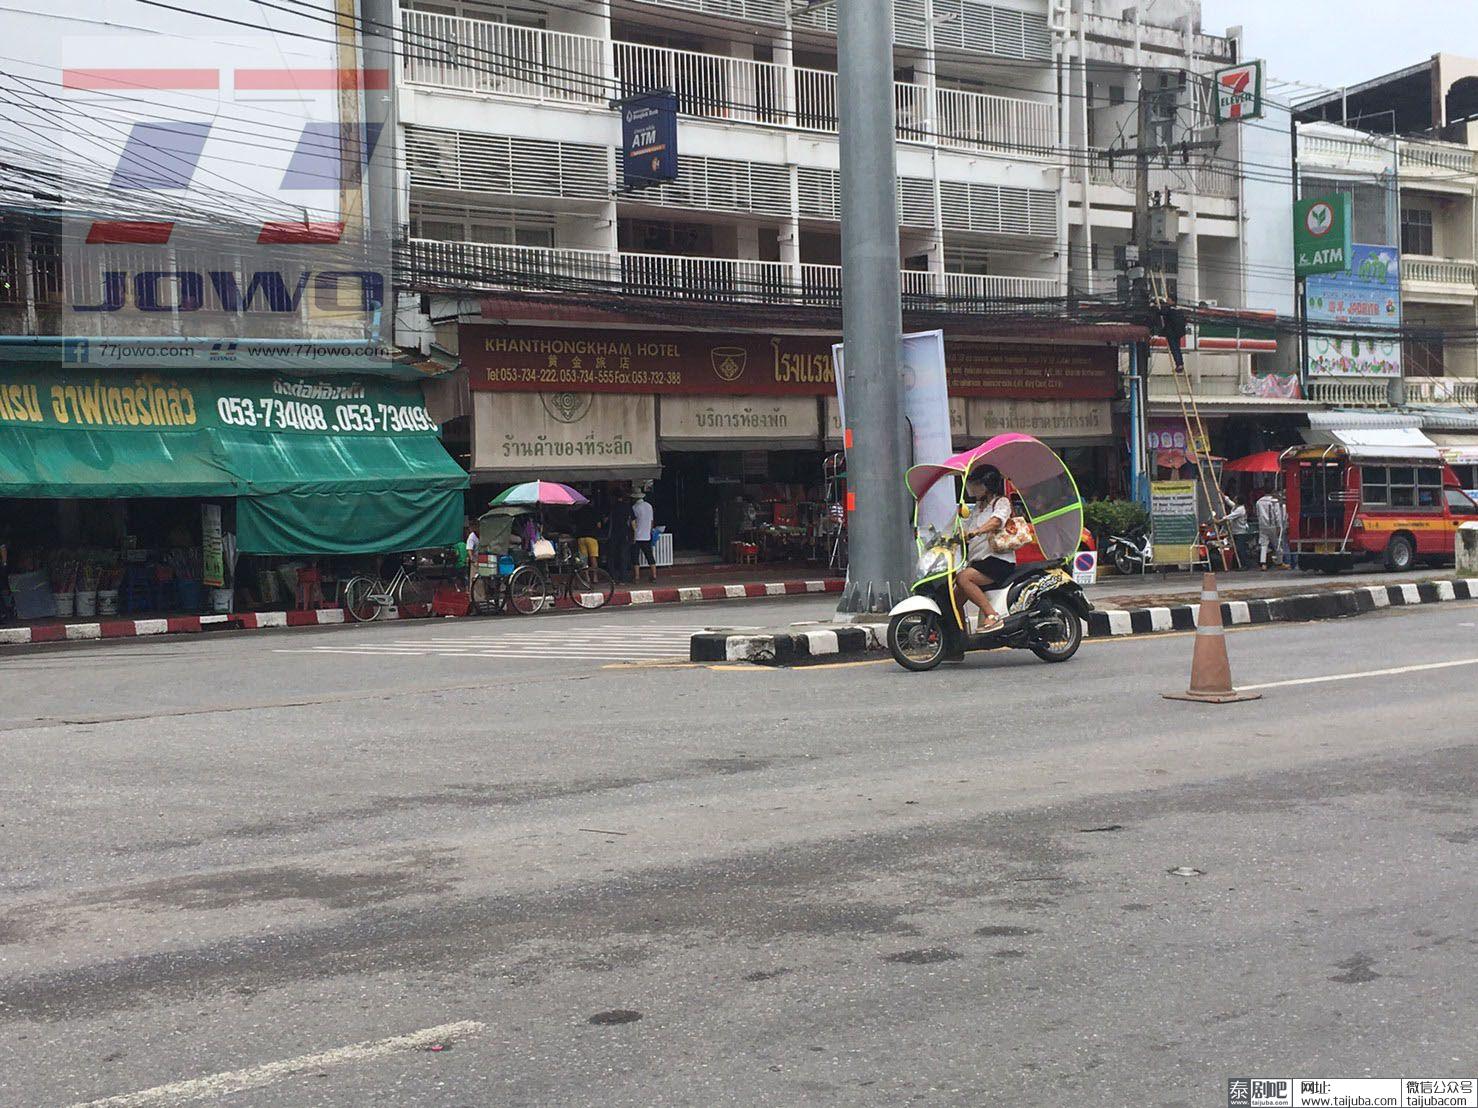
[886,434,1093,672]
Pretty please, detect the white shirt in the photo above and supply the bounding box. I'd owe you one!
[631,499,654,542]
[465,531,478,553]
[965,496,1014,564]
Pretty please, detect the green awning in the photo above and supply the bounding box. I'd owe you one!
[224,430,469,555]
[0,426,236,498]
[1,368,470,555]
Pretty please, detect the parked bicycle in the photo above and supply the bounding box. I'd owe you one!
[504,540,614,615]
[343,557,436,622]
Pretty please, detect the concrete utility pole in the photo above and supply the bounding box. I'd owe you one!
[361,0,398,347]
[836,0,912,613]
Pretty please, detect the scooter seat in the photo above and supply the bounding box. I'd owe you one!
[998,560,1060,589]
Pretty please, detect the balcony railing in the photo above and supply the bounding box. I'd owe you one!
[406,239,1058,306]
[1402,256,1478,288]
[1308,379,1393,407]
[1400,139,1477,176]
[1406,376,1478,405]
[401,11,606,105]
[1087,151,1238,199]
[401,11,1057,157]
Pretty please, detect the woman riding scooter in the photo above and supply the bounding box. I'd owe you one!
[956,466,1014,633]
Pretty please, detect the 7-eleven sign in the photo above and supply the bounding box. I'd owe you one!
[1215,60,1264,122]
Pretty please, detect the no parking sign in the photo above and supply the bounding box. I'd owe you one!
[1072,550,1098,586]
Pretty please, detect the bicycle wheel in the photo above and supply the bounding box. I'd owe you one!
[396,572,435,612]
[343,577,382,622]
[569,566,615,609]
[507,565,548,615]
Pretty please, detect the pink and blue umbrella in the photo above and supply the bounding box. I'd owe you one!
[487,481,589,508]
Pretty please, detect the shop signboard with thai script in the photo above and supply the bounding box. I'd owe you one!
[659,396,818,444]
[0,370,436,436]
[471,392,658,475]
[462,325,1118,400]
[1306,244,1401,329]
[967,399,1113,442]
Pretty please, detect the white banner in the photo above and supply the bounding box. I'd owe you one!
[833,331,957,534]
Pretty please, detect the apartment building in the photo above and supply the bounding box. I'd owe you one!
[1297,56,1478,486]
[392,0,1267,552]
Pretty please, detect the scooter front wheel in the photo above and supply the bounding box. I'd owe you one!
[888,610,947,672]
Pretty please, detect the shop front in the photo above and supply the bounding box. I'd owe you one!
[460,323,1121,565]
[0,368,468,620]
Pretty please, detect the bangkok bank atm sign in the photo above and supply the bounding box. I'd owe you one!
[621,92,679,189]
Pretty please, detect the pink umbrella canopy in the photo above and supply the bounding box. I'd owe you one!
[487,481,589,508]
[905,433,1084,561]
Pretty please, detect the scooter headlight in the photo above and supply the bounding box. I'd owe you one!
[918,547,951,577]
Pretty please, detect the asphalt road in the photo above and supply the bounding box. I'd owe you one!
[1,596,1475,1106]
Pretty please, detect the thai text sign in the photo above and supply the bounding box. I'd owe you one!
[464,326,1117,400]
[1294,195,1353,278]
[1151,480,1200,565]
[1306,244,1401,328]
[471,392,658,472]
[0,370,435,436]
[660,396,818,442]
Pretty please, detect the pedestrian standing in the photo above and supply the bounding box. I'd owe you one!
[463,518,479,589]
[1221,489,1252,570]
[574,500,601,570]
[1257,489,1289,570]
[606,491,632,583]
[631,492,657,583]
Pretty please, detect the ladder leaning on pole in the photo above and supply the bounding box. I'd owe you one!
[1151,270,1238,570]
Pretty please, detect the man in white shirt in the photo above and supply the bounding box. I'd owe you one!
[631,493,657,582]
[464,521,479,588]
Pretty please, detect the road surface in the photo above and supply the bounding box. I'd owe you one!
[0,595,1474,1106]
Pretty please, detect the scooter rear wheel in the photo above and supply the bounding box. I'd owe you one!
[1029,598,1083,663]
[888,610,947,671]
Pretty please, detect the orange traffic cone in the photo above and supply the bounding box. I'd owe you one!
[1162,573,1262,704]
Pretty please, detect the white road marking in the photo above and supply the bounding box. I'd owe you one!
[1239,657,1478,691]
[72,1020,485,1107]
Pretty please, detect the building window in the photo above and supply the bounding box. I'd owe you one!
[1403,331,1445,376]
[1401,208,1433,256]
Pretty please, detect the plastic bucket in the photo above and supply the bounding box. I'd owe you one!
[208,588,233,613]
[75,590,97,617]
[96,590,120,616]
[53,592,76,618]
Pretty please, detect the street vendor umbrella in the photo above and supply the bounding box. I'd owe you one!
[1222,450,1284,474]
[487,481,589,508]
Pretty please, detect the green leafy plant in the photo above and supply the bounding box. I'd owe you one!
[1083,499,1149,543]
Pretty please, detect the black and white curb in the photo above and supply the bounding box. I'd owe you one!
[689,623,881,664]
[1086,578,1478,638]
[689,579,1478,665]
